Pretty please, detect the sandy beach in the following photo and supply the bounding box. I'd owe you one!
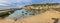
[0,10,60,23]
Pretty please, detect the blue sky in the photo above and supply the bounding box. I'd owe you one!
[0,0,60,9]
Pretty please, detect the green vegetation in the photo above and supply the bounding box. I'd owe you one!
[29,3,59,7]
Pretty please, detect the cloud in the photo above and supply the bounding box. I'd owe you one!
[0,0,11,6]
[0,4,9,6]
[0,0,60,7]
[0,0,32,9]
[0,0,32,7]
[9,0,32,8]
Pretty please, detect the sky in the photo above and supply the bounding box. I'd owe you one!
[1,0,60,19]
[0,0,60,9]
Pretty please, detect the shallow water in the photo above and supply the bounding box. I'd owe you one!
[7,9,37,20]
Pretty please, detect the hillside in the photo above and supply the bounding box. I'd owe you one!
[24,3,60,15]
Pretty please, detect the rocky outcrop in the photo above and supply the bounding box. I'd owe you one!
[0,8,23,18]
[24,3,60,14]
